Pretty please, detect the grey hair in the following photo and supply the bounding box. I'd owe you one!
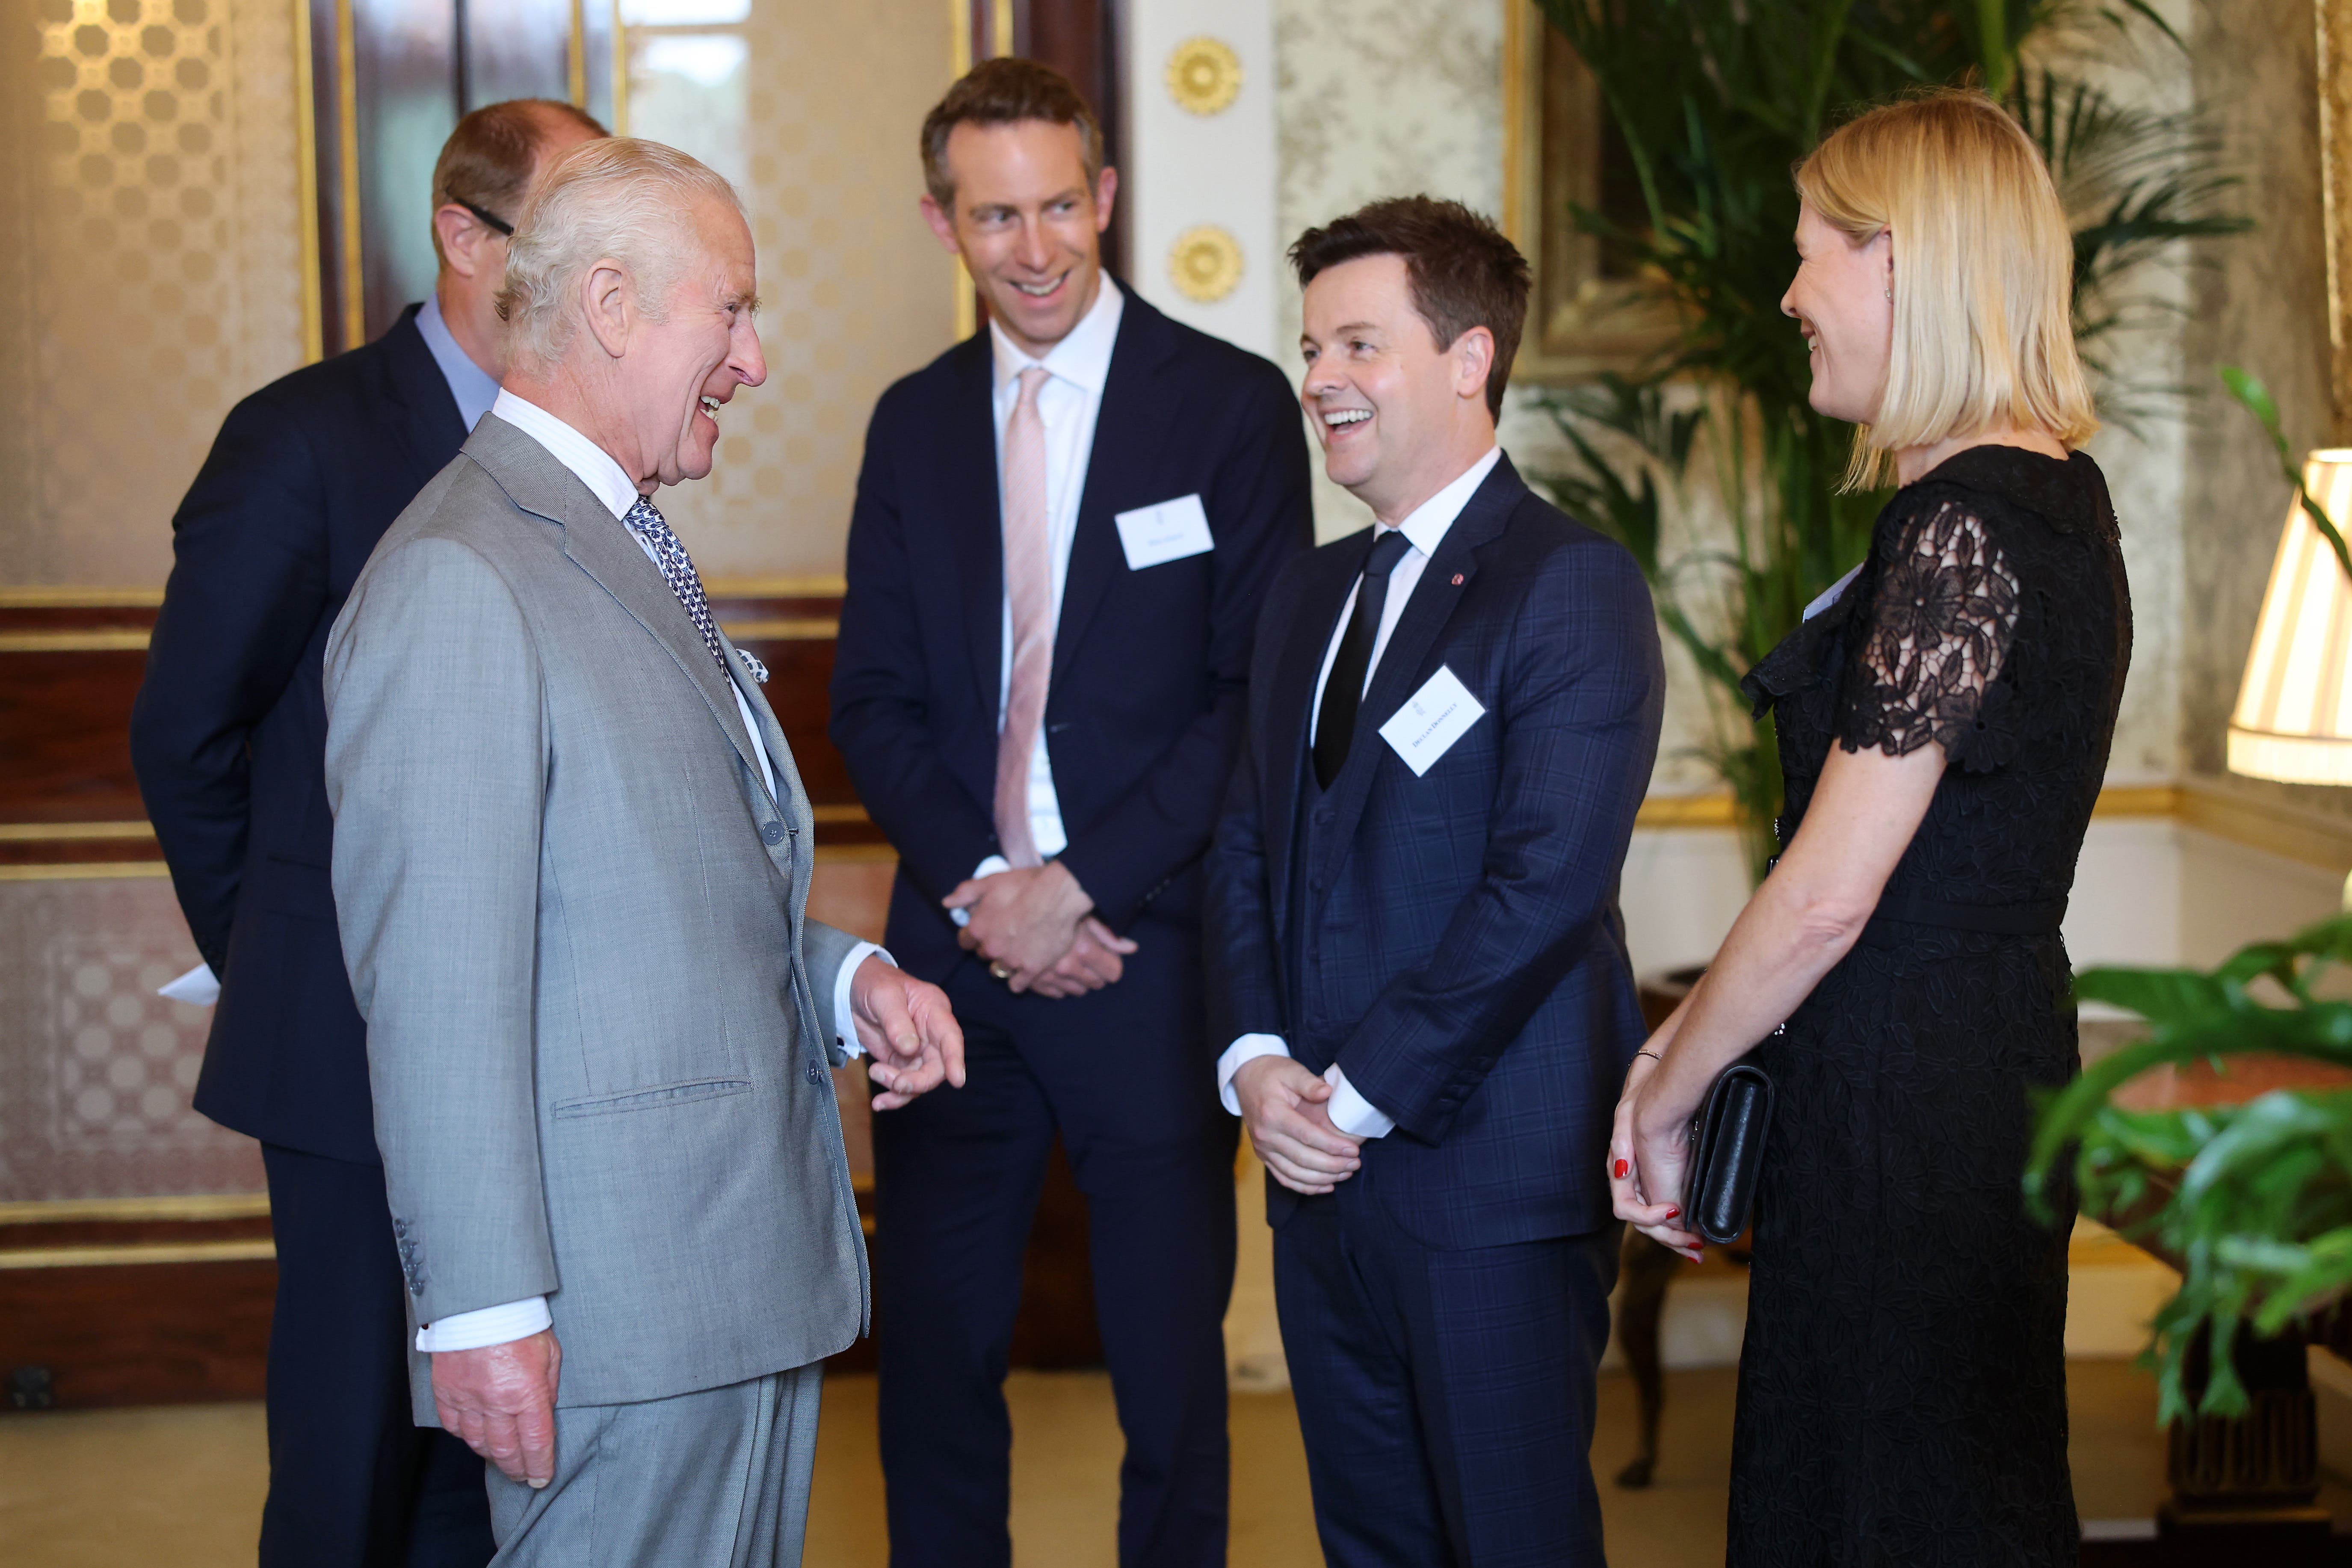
[494,138,746,369]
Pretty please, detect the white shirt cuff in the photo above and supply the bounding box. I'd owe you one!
[833,941,890,1058]
[1322,1065,1396,1139]
[949,856,1013,928]
[416,1295,551,1353]
[1216,1033,1291,1116]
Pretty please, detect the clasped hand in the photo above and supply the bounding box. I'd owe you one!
[943,861,1137,997]
[1607,1051,1705,1261]
[1232,1055,1363,1195]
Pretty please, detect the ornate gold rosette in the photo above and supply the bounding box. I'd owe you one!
[1168,226,1245,303]
[1165,36,1243,116]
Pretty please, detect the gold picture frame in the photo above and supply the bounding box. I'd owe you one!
[2319,0,2352,438]
[1501,3,1678,384]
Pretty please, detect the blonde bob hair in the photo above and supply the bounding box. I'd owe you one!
[495,138,745,370]
[1796,89,2097,490]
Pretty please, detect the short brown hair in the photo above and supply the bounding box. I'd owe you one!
[431,98,608,266]
[920,58,1104,212]
[1289,197,1531,420]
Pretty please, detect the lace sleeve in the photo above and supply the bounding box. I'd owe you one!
[1837,498,2021,767]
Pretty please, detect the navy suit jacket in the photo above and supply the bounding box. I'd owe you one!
[1207,456,1665,1248]
[831,287,1313,978]
[131,304,466,1165]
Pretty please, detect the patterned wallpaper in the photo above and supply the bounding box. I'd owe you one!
[0,877,263,1201]
[0,0,305,588]
[640,0,956,582]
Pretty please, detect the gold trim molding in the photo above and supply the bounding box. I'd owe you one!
[0,862,173,883]
[0,629,151,654]
[718,619,841,642]
[0,1194,269,1225]
[704,574,847,598]
[0,1239,275,1271]
[0,822,154,842]
[0,587,164,608]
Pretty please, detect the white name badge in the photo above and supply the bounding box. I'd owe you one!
[1114,494,1215,570]
[1379,665,1487,777]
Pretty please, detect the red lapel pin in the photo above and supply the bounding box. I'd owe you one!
[1451,574,1465,586]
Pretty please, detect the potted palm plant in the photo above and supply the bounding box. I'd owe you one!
[1528,0,2246,882]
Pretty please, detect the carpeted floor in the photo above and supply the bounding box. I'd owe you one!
[0,1360,2244,1566]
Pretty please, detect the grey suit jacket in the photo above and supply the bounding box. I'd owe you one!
[323,414,868,1418]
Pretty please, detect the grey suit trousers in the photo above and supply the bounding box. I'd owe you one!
[485,1363,823,1567]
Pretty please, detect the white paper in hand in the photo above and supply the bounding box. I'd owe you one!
[1113,494,1214,570]
[1379,666,1486,776]
[159,962,220,1007]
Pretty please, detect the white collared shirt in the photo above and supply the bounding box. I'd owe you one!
[1215,445,1504,1142]
[970,277,1125,881]
[418,393,889,1355]
[415,292,500,433]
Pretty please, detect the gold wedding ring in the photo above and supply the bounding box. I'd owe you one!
[990,962,1012,981]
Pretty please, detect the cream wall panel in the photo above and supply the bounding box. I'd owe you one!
[641,0,957,580]
[0,0,305,589]
[1124,2,1278,358]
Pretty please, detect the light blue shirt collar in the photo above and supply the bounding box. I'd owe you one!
[416,292,500,434]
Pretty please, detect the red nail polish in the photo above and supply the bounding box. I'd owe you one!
[1613,1159,1629,1179]
[1664,1207,1680,1219]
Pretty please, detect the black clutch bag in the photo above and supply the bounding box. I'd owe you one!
[1680,1061,1774,1246]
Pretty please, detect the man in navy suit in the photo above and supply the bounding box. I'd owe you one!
[130,99,602,1568]
[1207,197,1665,1565]
[831,58,1311,1567]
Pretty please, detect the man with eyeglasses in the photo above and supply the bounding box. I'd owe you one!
[130,98,602,1568]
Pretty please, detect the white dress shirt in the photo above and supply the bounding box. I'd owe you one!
[414,292,500,433]
[417,392,886,1354]
[957,278,1126,899]
[1215,445,1503,1142]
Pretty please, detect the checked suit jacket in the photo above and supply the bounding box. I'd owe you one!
[1206,454,1666,1247]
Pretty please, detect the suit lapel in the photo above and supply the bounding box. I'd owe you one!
[1309,458,1527,899]
[376,305,470,479]
[467,417,766,790]
[944,335,1005,723]
[1051,293,1181,687]
[1268,541,1368,938]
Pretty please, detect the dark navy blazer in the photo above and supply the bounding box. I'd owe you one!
[131,304,466,1165]
[831,287,1313,976]
[1207,456,1666,1248]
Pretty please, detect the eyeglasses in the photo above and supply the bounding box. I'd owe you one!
[453,198,514,237]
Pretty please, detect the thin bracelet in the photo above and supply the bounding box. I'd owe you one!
[1633,1050,1663,1063]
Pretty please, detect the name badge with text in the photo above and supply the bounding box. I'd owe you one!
[1114,494,1215,570]
[1379,666,1486,777]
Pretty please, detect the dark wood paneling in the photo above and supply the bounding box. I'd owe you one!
[0,650,150,823]
[0,1258,275,1407]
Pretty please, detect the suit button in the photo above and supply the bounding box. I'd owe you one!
[807,1062,825,1084]
[761,821,786,845]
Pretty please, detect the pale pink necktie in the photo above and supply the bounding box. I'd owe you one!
[994,365,1053,867]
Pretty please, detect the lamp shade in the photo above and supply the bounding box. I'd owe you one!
[2229,450,2352,784]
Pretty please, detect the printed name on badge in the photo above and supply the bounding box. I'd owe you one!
[1379,666,1486,776]
[1114,494,1215,571]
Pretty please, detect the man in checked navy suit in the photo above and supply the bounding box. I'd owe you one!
[830,58,1311,1567]
[1206,198,1665,1565]
[129,100,601,1568]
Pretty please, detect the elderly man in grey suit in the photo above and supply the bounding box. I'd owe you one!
[322,137,965,1566]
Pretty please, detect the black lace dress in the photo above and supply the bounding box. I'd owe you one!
[1727,445,2131,1566]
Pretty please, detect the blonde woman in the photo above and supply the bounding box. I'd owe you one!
[1609,91,2129,1564]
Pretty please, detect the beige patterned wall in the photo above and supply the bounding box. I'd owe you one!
[641,0,957,582]
[0,0,305,589]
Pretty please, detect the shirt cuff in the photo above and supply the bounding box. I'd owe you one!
[416,1296,552,1353]
[832,941,890,1058]
[1323,1065,1396,1139]
[948,856,1012,928]
[1216,1033,1291,1116]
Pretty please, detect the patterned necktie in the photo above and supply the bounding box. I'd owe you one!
[1314,528,1412,790]
[994,365,1053,867]
[621,494,766,686]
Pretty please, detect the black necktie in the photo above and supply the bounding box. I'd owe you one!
[1314,529,1412,790]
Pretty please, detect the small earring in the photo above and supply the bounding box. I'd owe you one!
[1884,287,1893,300]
